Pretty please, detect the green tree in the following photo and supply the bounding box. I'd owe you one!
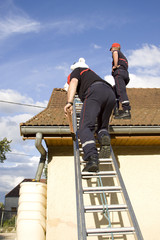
[0,138,12,163]
[0,202,4,209]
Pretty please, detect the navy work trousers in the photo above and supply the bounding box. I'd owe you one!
[78,82,116,161]
[113,69,130,110]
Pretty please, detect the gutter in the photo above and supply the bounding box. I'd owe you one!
[20,126,71,136]
[20,125,160,137]
[109,126,160,135]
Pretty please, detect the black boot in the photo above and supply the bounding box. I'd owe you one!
[114,110,131,119]
[82,154,99,172]
[113,107,119,117]
[99,135,111,159]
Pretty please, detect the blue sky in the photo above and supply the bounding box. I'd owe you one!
[0,0,160,202]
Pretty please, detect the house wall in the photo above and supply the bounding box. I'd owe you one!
[46,145,78,240]
[5,197,18,211]
[4,197,18,220]
[113,145,160,240]
[46,144,160,240]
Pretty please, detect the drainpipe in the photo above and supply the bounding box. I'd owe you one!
[34,132,47,181]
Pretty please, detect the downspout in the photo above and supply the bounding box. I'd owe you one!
[34,132,47,181]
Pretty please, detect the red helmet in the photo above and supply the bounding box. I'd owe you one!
[110,43,121,51]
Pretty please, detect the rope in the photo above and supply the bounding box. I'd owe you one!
[97,175,114,240]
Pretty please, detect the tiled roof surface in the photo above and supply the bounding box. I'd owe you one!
[21,88,68,126]
[20,88,160,127]
[111,88,160,126]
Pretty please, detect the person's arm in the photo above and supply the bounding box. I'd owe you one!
[112,51,120,71]
[64,78,78,116]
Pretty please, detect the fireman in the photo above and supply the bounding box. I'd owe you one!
[110,43,131,119]
[64,58,115,172]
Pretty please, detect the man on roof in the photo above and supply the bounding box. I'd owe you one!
[64,58,115,172]
[110,43,131,119]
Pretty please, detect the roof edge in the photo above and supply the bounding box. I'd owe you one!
[20,126,71,136]
[20,125,160,137]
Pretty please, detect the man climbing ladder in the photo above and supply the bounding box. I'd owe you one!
[110,43,131,119]
[64,58,115,172]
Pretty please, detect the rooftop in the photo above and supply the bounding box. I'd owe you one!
[20,88,160,127]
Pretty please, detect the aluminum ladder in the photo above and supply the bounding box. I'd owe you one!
[72,96,143,240]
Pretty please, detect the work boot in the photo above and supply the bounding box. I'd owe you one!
[82,154,99,172]
[114,110,131,119]
[113,107,119,117]
[99,135,111,159]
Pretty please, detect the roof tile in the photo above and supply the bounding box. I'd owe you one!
[20,88,160,127]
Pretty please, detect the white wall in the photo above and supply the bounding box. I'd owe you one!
[46,146,78,240]
[113,146,160,240]
[46,145,160,240]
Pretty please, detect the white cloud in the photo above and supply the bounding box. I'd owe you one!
[0,144,41,194]
[0,114,33,143]
[46,20,87,35]
[0,89,48,173]
[44,15,122,36]
[0,16,40,39]
[55,64,70,77]
[127,44,160,88]
[127,73,160,88]
[128,44,160,68]
[104,75,115,86]
[0,89,47,114]
[0,0,41,40]
[104,73,160,88]
[92,44,102,49]
[0,175,24,192]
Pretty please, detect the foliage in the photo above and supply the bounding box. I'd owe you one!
[0,202,4,209]
[3,215,16,228]
[0,138,12,163]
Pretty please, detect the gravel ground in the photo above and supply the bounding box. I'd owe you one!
[0,233,16,240]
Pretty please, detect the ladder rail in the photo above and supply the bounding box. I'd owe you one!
[72,96,143,240]
[111,147,144,240]
[72,100,87,240]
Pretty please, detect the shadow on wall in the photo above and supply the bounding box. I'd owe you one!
[85,159,129,240]
[112,145,160,156]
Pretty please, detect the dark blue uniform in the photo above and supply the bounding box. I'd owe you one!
[69,68,115,160]
[112,50,131,111]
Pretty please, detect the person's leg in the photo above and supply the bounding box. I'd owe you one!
[96,86,116,158]
[78,86,101,171]
[113,85,119,117]
[78,95,100,160]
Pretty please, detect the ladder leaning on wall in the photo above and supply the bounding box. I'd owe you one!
[71,96,144,240]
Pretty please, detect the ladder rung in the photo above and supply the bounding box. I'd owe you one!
[79,148,83,152]
[75,102,82,104]
[81,171,116,178]
[84,204,127,212]
[83,186,121,194]
[80,158,112,163]
[99,158,112,161]
[87,227,135,236]
[81,162,112,165]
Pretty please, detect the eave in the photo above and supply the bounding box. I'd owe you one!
[20,125,160,146]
